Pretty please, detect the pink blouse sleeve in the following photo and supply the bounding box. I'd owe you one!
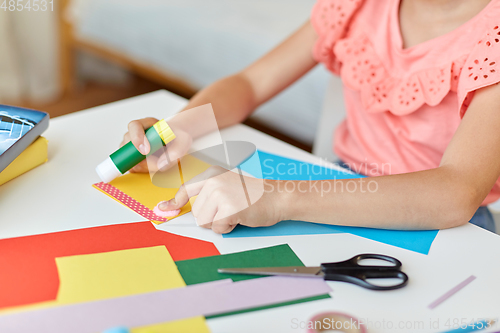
[311,0,363,75]
[458,24,500,117]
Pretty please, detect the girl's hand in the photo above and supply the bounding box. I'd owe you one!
[158,166,282,234]
[120,117,192,173]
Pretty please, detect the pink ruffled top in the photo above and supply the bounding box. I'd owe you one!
[311,0,500,205]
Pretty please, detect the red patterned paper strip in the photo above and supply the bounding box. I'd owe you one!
[94,182,166,222]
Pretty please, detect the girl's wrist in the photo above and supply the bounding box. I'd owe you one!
[265,179,298,223]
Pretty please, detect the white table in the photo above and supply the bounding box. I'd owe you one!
[1,90,500,333]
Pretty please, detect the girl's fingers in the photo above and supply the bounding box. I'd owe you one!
[158,166,225,211]
[211,211,238,234]
[190,184,211,218]
[158,174,207,211]
[189,170,223,217]
[212,222,236,234]
[129,162,148,173]
[130,155,159,173]
[193,192,219,226]
[157,153,176,172]
[199,222,213,230]
[127,118,158,155]
[158,185,191,211]
[120,133,131,148]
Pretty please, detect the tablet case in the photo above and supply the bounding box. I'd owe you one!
[0,105,49,173]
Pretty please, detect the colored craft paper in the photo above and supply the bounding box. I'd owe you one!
[93,179,180,224]
[227,220,344,237]
[55,246,185,304]
[230,150,439,255]
[0,277,331,333]
[428,275,476,310]
[329,225,438,255]
[239,150,362,181]
[175,244,304,285]
[130,316,210,333]
[0,136,48,186]
[93,155,211,224]
[175,244,331,316]
[227,222,439,255]
[205,294,331,319]
[0,221,219,309]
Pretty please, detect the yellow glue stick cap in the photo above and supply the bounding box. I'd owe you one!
[153,119,176,145]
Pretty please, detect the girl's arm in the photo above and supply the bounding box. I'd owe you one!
[161,82,500,233]
[282,82,500,230]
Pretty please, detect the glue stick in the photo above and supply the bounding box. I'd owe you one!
[96,119,176,183]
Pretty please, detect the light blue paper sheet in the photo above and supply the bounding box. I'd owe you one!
[226,151,439,255]
[239,150,363,181]
[227,223,438,255]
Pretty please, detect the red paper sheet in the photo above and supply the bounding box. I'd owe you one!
[0,222,219,309]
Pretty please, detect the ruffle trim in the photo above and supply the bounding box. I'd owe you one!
[312,0,364,75]
[334,34,470,115]
[458,24,500,118]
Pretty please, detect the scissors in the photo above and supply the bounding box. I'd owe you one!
[218,253,409,291]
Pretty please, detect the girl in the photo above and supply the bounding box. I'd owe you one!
[121,0,500,234]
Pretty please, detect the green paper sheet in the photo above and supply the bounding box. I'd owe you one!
[175,244,303,285]
[205,294,331,319]
[175,244,331,318]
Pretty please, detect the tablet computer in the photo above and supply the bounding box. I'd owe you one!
[0,105,49,173]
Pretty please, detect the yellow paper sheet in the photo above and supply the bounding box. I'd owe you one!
[93,155,211,224]
[55,246,185,304]
[56,246,209,332]
[0,136,48,186]
[110,173,180,211]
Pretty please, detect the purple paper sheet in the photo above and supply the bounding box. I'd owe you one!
[0,276,331,333]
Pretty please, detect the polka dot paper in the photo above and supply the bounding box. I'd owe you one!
[92,156,211,224]
[94,181,169,223]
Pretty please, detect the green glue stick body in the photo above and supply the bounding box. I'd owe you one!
[96,119,176,183]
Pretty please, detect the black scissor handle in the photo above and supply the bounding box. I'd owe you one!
[320,254,408,291]
[321,253,402,270]
[322,268,409,290]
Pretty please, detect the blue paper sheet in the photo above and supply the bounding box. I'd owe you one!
[228,222,438,255]
[226,151,439,255]
[239,150,364,181]
[228,220,345,237]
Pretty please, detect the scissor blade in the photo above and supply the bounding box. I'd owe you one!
[217,266,324,278]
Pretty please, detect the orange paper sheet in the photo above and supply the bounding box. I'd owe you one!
[1,246,211,332]
[0,222,219,310]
